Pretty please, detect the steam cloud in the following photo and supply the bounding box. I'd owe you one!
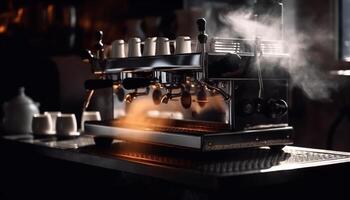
[207,8,338,100]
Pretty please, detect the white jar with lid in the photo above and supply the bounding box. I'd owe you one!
[2,87,40,134]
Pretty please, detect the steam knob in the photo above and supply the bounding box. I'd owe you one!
[197,18,206,32]
[238,100,255,116]
[255,98,264,113]
[196,18,208,44]
[244,103,255,116]
[264,98,288,119]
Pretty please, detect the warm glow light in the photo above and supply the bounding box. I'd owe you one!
[147,110,183,119]
[119,92,177,132]
[13,8,24,23]
[113,84,121,90]
[47,5,54,24]
[80,18,92,30]
[0,26,7,34]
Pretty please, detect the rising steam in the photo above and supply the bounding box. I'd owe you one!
[208,8,338,100]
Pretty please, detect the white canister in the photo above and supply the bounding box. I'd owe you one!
[2,87,40,134]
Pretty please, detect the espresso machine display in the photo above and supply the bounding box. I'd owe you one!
[81,16,293,151]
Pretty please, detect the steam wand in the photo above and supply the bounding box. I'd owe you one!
[81,30,108,113]
[192,79,230,101]
[197,18,208,80]
[255,37,264,99]
[253,4,264,100]
[83,90,95,111]
[82,79,114,111]
[196,18,231,101]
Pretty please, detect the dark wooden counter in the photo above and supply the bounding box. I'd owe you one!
[1,134,350,199]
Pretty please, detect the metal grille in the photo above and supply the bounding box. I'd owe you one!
[210,38,284,56]
[115,147,350,175]
[281,149,349,164]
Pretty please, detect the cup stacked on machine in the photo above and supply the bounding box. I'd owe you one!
[143,37,157,56]
[175,36,192,54]
[111,39,126,58]
[155,37,171,55]
[128,37,142,57]
[110,36,194,58]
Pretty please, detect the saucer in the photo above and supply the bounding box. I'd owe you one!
[33,131,56,139]
[56,132,80,140]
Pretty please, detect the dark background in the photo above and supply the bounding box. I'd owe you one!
[0,0,349,151]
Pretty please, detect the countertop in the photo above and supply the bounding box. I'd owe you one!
[1,134,350,199]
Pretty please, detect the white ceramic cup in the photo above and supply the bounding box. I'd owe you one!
[32,114,53,134]
[156,37,171,55]
[143,37,156,56]
[44,111,61,132]
[81,111,101,131]
[128,37,142,57]
[111,39,126,58]
[175,36,192,54]
[56,114,78,135]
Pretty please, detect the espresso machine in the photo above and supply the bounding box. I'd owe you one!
[81,11,293,151]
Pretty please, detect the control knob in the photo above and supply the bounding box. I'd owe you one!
[264,98,288,119]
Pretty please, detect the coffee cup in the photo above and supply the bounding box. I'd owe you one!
[44,111,61,132]
[156,37,171,55]
[143,37,156,56]
[56,114,78,136]
[128,37,142,57]
[32,114,53,135]
[111,39,126,58]
[175,36,192,54]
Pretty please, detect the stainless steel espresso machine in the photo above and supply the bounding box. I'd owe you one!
[81,7,293,151]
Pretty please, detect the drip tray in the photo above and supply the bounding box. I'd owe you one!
[104,117,230,134]
[84,118,293,151]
